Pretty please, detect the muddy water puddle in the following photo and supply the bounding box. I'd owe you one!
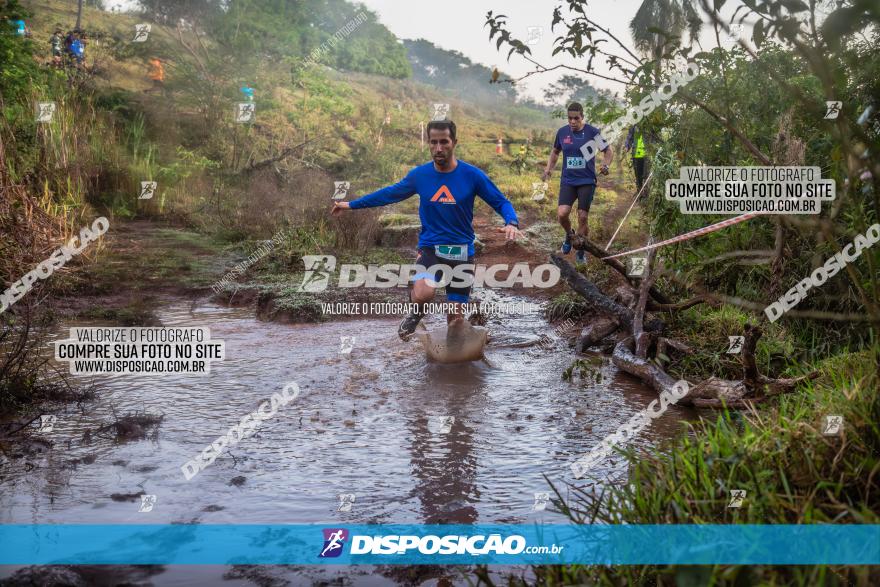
[0,293,691,585]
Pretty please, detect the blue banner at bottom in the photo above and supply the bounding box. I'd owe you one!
[0,525,877,565]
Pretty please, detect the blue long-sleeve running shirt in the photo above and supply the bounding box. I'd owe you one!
[348,160,518,256]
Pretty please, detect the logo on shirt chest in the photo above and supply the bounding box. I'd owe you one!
[430,185,457,204]
[563,136,573,145]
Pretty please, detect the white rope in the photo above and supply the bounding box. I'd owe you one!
[605,169,654,250]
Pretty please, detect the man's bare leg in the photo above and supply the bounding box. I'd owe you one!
[557,204,575,253]
[398,278,436,340]
[576,209,589,239]
[575,208,589,263]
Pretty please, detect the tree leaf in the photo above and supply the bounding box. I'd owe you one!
[752,19,765,46]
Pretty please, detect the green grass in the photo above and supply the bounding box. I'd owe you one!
[379,213,420,227]
[533,347,880,586]
[663,304,796,382]
[546,292,591,322]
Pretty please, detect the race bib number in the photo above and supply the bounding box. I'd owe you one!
[435,244,467,261]
[566,156,586,169]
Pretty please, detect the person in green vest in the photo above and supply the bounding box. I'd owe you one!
[624,125,649,197]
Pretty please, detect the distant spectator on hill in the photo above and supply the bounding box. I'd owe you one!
[64,30,75,54]
[50,29,64,66]
[70,34,85,67]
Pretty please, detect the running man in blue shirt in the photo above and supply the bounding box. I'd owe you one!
[542,102,613,264]
[331,120,521,340]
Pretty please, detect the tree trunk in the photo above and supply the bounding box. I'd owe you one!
[75,0,83,30]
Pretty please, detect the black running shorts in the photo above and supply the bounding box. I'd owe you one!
[558,183,596,211]
[412,246,474,303]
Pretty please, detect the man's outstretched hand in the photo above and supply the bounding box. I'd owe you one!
[497,223,522,242]
[331,201,350,217]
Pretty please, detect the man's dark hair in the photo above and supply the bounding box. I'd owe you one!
[566,102,584,115]
[426,120,456,142]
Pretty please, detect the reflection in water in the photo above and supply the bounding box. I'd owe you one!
[407,363,489,524]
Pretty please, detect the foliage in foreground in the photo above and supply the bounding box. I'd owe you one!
[522,348,879,586]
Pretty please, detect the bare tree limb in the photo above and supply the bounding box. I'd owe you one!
[633,243,658,358]
[239,135,325,175]
[572,235,672,304]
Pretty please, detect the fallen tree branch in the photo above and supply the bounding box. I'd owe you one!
[240,135,324,175]
[611,325,819,408]
[633,243,658,358]
[570,235,672,305]
[646,295,711,312]
[741,323,821,394]
[611,338,690,403]
[550,253,664,333]
[657,336,693,356]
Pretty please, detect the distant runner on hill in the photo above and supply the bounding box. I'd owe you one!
[147,58,165,94]
[542,102,613,264]
[331,119,521,340]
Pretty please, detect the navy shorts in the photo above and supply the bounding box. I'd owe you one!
[413,246,474,303]
[558,183,596,211]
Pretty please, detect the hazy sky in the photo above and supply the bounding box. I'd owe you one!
[359,0,734,102]
[106,0,756,102]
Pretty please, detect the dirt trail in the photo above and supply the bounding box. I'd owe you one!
[51,219,233,324]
